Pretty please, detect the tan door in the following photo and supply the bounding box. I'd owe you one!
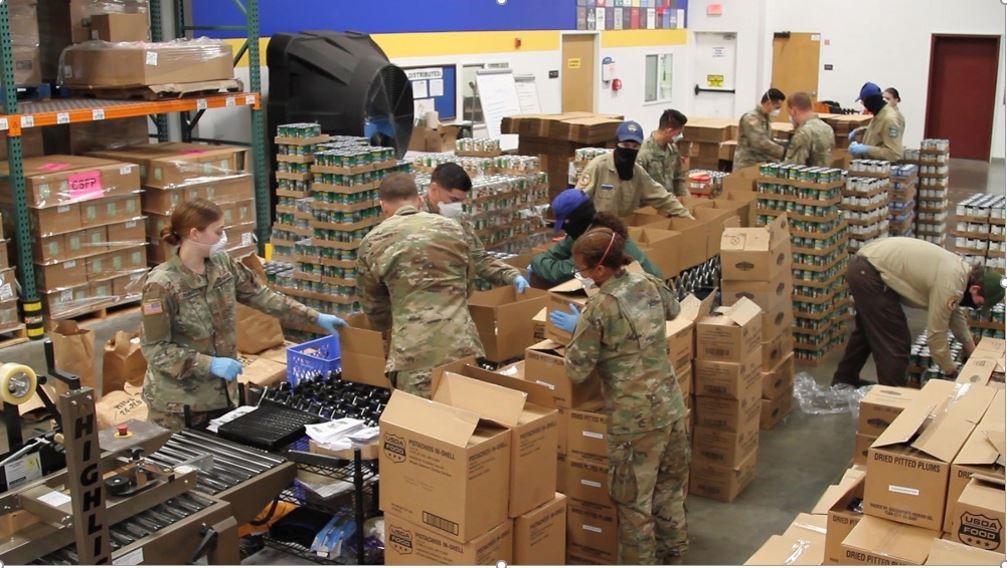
[771,32,821,122]
[562,34,596,112]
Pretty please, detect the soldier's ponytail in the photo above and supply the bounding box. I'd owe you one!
[572,227,632,270]
[161,198,223,247]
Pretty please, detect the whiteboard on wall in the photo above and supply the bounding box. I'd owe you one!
[693,32,738,91]
[475,68,521,151]
[514,74,542,114]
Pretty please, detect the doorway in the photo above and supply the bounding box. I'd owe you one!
[692,32,737,118]
[925,34,1000,161]
[771,32,821,123]
[562,34,596,112]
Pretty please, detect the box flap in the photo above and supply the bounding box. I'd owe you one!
[744,534,823,566]
[380,390,480,447]
[679,289,717,323]
[872,380,955,449]
[989,430,1006,466]
[783,513,828,540]
[913,383,996,462]
[341,313,385,357]
[528,339,566,357]
[843,515,937,564]
[432,372,527,428]
[811,469,865,514]
[721,227,771,253]
[925,537,1005,565]
[460,364,556,409]
[716,297,763,326]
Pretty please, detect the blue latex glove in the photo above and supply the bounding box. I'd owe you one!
[317,314,348,335]
[549,303,581,333]
[849,142,870,156]
[527,264,534,277]
[847,127,865,142]
[513,275,530,294]
[210,357,243,381]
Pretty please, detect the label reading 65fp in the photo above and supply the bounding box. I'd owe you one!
[68,170,105,201]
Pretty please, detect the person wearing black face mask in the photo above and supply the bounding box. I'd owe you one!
[848,81,904,161]
[530,189,665,287]
[576,120,693,219]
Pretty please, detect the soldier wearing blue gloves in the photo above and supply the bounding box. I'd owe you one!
[849,81,904,162]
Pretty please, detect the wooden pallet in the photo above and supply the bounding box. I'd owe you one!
[71,79,243,101]
[0,324,28,349]
[45,298,141,325]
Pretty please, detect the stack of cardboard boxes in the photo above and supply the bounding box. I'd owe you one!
[691,297,763,502]
[719,214,796,431]
[819,114,872,151]
[851,385,917,466]
[10,0,40,87]
[88,142,256,266]
[0,220,20,333]
[680,118,736,171]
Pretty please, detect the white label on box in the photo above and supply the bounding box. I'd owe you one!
[3,452,41,490]
[0,118,9,131]
[145,51,158,66]
[39,490,71,508]
[120,166,132,175]
[0,283,13,301]
[57,205,71,214]
[245,95,256,105]
[64,260,76,268]
[196,98,208,111]
[534,380,556,390]
[113,547,143,566]
[63,65,73,78]
[126,221,137,229]
[92,108,105,121]
[226,96,236,107]
[56,112,70,125]
[889,484,920,496]
[582,431,603,440]
[580,479,601,488]
[20,115,33,128]
[582,524,602,533]
[241,232,254,246]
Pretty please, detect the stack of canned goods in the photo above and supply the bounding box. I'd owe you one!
[315,147,395,169]
[758,163,845,184]
[848,160,890,176]
[965,302,1006,339]
[277,143,320,157]
[757,199,835,218]
[792,248,845,269]
[277,162,310,176]
[277,123,322,139]
[669,257,720,302]
[844,177,888,196]
[920,138,951,154]
[759,215,843,236]
[277,178,311,194]
[456,138,501,154]
[793,257,848,283]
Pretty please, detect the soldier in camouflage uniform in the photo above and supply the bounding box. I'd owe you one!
[849,82,904,162]
[638,109,690,197]
[550,227,690,565]
[783,91,836,167]
[733,88,787,171]
[356,173,483,398]
[141,199,345,432]
[419,162,529,294]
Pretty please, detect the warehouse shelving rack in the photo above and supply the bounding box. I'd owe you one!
[0,0,270,338]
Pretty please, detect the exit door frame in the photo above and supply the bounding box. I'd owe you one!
[560,30,600,113]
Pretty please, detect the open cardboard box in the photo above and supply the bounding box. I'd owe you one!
[947,390,1005,533]
[696,297,764,363]
[813,467,867,565]
[744,513,827,565]
[949,474,1005,553]
[339,313,393,390]
[626,226,681,278]
[841,515,938,565]
[857,384,918,437]
[469,287,549,363]
[720,213,791,282]
[926,534,1005,565]
[545,278,597,345]
[524,340,604,410]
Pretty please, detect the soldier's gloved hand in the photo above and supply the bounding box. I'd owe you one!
[316,314,348,335]
[848,127,865,142]
[513,275,530,294]
[527,264,534,277]
[849,142,870,156]
[549,303,581,333]
[210,357,243,382]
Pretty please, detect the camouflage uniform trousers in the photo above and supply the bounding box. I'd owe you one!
[607,417,691,564]
[390,368,434,399]
[146,407,216,433]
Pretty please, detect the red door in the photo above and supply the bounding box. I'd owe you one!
[925,35,1001,160]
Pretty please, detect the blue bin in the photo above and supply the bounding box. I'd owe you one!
[287,335,342,384]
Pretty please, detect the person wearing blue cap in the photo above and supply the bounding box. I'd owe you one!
[575,120,693,219]
[733,88,787,171]
[848,81,904,161]
[530,188,664,287]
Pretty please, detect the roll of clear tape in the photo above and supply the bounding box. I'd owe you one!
[0,363,37,406]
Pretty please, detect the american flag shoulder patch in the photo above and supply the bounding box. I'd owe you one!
[143,300,163,315]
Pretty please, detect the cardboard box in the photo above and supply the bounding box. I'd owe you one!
[760,389,794,430]
[949,476,1005,553]
[35,258,87,291]
[379,390,511,543]
[677,365,692,399]
[433,369,558,518]
[840,515,938,565]
[513,493,566,565]
[524,340,603,410]
[761,302,794,343]
[689,448,757,502]
[384,515,513,565]
[761,332,794,372]
[666,317,694,372]
[142,174,253,214]
[722,278,794,315]
[80,194,142,226]
[89,13,149,42]
[626,226,680,277]
[761,353,795,400]
[408,124,461,153]
[694,382,761,432]
[925,538,1006,565]
[865,380,997,531]
[556,453,566,495]
[692,419,760,467]
[720,214,792,281]
[337,313,392,390]
[858,385,918,436]
[106,218,147,249]
[815,470,867,564]
[566,543,616,565]
[564,458,610,506]
[744,513,827,565]
[947,390,1005,534]
[61,40,233,88]
[853,433,875,467]
[567,409,607,464]
[89,142,248,191]
[694,347,762,400]
[26,203,80,236]
[545,279,596,345]
[0,155,140,208]
[469,287,549,362]
[955,356,1000,387]
[566,498,618,562]
[695,298,763,362]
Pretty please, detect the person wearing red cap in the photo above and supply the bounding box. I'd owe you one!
[849,81,904,161]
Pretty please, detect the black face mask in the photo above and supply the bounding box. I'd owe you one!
[960,287,979,309]
[613,147,638,181]
[863,95,886,115]
[563,200,596,240]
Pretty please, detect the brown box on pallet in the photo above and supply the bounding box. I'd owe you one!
[80,194,142,227]
[106,218,147,249]
[66,117,150,155]
[857,384,919,437]
[564,457,610,506]
[27,203,80,236]
[61,40,233,89]
[87,245,146,280]
[35,258,87,291]
[34,226,103,264]
[0,268,17,305]
[840,515,938,565]
[513,493,566,565]
[0,155,140,208]
[143,174,254,214]
[945,390,1005,534]
[761,353,795,399]
[90,142,248,190]
[384,515,513,565]
[89,13,149,42]
[0,300,18,328]
[864,380,997,531]
[695,298,763,362]
[683,117,736,143]
[689,448,757,502]
[694,346,762,400]
[566,498,618,562]
[217,199,256,227]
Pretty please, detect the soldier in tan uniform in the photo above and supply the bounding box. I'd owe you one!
[356,173,483,398]
[849,82,904,162]
[550,228,690,564]
[783,91,835,167]
[883,87,906,132]
[733,88,787,171]
[637,109,689,197]
[576,120,692,219]
[141,199,345,431]
[832,237,1004,387]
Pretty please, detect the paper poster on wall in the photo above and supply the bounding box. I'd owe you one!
[414,98,435,120]
[429,79,444,97]
[514,74,542,114]
[412,80,428,99]
[475,68,521,151]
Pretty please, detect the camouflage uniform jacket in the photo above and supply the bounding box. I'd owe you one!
[356,205,484,372]
[140,253,319,413]
[784,116,835,167]
[576,154,692,218]
[565,270,687,435]
[862,104,904,162]
[733,106,785,171]
[421,195,519,287]
[638,133,688,197]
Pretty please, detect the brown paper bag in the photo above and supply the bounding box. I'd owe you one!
[48,320,96,396]
[95,390,147,430]
[236,254,286,354]
[102,330,147,394]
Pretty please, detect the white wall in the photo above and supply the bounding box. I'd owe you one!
[596,43,692,131]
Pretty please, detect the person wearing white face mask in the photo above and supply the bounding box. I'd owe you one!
[421,162,530,294]
[638,109,690,197]
[733,87,787,171]
[139,198,347,432]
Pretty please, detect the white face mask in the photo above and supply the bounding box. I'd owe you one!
[439,201,465,220]
[574,271,595,289]
[770,108,782,118]
[192,230,228,255]
[672,133,684,143]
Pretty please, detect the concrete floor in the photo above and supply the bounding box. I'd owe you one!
[0,158,1001,565]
